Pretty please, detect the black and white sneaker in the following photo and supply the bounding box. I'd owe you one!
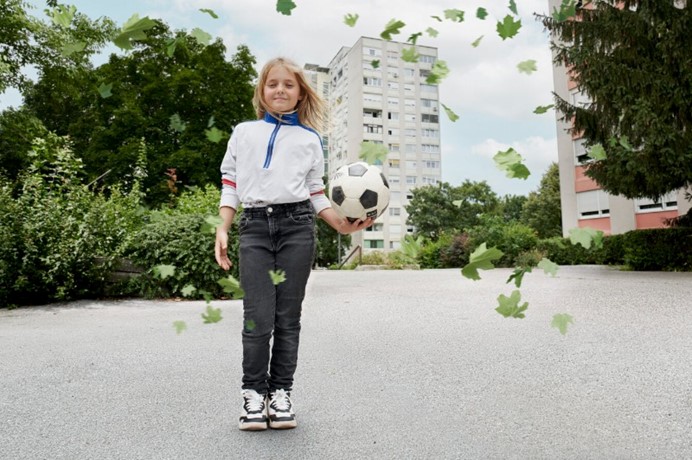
[268,389,297,429]
[239,389,268,431]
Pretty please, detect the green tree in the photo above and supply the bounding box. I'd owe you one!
[541,1,692,199]
[405,180,500,240]
[501,194,528,222]
[521,162,562,238]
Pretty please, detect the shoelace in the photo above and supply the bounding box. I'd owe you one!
[242,391,265,412]
[270,389,291,411]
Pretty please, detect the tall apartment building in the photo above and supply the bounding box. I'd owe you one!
[548,0,690,236]
[318,37,442,251]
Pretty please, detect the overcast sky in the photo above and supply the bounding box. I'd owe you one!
[3,0,561,196]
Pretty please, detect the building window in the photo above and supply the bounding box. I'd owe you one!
[573,138,589,164]
[365,239,384,249]
[419,54,436,64]
[404,68,415,77]
[404,83,415,92]
[389,225,402,234]
[422,144,440,153]
[363,109,382,118]
[406,176,417,185]
[421,114,439,123]
[388,143,400,152]
[420,84,437,92]
[421,129,439,138]
[390,207,401,216]
[405,144,416,153]
[365,223,384,232]
[424,160,440,169]
[405,128,417,137]
[404,114,416,122]
[363,93,382,104]
[571,89,591,108]
[576,190,610,218]
[388,111,399,120]
[388,81,399,90]
[365,47,382,57]
[406,160,417,169]
[363,77,382,87]
[388,159,400,168]
[388,128,400,136]
[404,99,416,109]
[634,192,678,213]
[387,50,398,62]
[389,175,400,184]
[363,124,383,134]
[387,96,399,106]
[421,98,437,108]
[422,176,438,185]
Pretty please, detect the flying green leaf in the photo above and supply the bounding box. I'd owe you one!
[173,321,187,334]
[537,258,559,277]
[113,15,157,50]
[61,41,86,57]
[441,103,459,122]
[476,7,488,20]
[551,313,574,335]
[201,215,223,234]
[371,59,380,69]
[426,60,449,85]
[408,32,423,45]
[619,136,633,151]
[201,305,223,324]
[568,227,604,250]
[344,13,359,27]
[170,114,186,133]
[517,59,537,75]
[471,35,484,48]
[587,143,607,160]
[381,19,406,40]
[401,47,419,63]
[244,319,256,332]
[444,9,465,22]
[359,141,388,165]
[508,0,519,15]
[190,28,212,45]
[496,15,522,40]
[51,5,76,28]
[400,235,423,263]
[461,243,504,281]
[205,127,226,143]
[534,104,555,114]
[493,148,530,180]
[431,15,443,22]
[165,37,182,57]
[452,200,463,208]
[426,27,439,37]
[153,264,176,280]
[97,83,113,99]
[552,0,578,22]
[218,275,244,299]
[269,269,286,285]
[199,8,219,19]
[495,290,528,318]
[181,284,197,297]
[276,0,297,15]
[506,266,533,288]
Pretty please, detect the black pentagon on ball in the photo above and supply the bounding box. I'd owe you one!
[348,163,368,177]
[380,172,389,188]
[360,189,378,209]
[331,186,346,205]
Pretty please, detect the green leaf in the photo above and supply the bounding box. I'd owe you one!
[207,116,216,128]
[537,258,559,277]
[471,35,484,48]
[400,235,423,262]
[495,290,528,318]
[508,0,519,15]
[276,0,297,15]
[113,15,157,50]
[552,0,578,22]
[431,15,443,22]
[205,127,227,143]
[218,275,245,299]
[165,38,180,57]
[97,83,113,99]
[269,269,286,285]
[61,41,86,57]
[551,313,574,335]
[344,13,359,27]
[381,19,406,40]
[359,141,388,165]
[619,136,633,151]
[199,8,219,19]
[244,319,256,332]
[476,8,488,20]
[533,104,554,114]
[408,32,423,45]
[201,305,223,324]
[51,5,76,27]
[444,9,465,22]
[461,243,504,281]
[371,59,380,69]
[190,28,212,45]
[493,148,530,180]
[496,15,522,40]
[441,103,459,122]
[201,215,223,234]
[426,27,439,38]
[568,227,604,249]
[426,60,449,85]
[173,320,187,334]
[153,264,176,280]
[517,59,537,75]
[452,200,463,208]
[587,143,607,160]
[170,114,186,133]
[180,284,197,297]
[401,47,419,63]
[506,266,532,288]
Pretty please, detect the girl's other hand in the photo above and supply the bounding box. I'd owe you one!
[215,227,233,270]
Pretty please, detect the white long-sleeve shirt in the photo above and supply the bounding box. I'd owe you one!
[219,112,331,214]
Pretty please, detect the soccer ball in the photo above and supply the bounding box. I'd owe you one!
[328,162,390,223]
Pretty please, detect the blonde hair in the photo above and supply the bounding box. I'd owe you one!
[253,57,326,132]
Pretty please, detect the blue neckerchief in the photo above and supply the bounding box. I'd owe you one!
[264,111,299,126]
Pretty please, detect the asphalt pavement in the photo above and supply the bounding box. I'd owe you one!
[1,266,692,459]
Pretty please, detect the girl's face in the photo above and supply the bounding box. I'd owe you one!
[263,65,302,113]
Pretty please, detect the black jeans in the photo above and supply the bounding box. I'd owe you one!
[238,200,316,394]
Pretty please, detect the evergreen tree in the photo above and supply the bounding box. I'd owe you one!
[521,163,562,238]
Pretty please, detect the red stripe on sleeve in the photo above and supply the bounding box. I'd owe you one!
[310,190,325,196]
[222,179,236,188]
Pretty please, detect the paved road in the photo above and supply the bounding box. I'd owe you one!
[1,266,692,459]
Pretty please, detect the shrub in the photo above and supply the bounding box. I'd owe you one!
[467,216,538,266]
[621,228,692,271]
[438,233,470,268]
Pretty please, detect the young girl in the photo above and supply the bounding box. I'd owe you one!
[214,57,371,431]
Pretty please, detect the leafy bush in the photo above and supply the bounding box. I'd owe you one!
[621,228,692,271]
[535,236,597,265]
[467,216,538,266]
[0,184,22,307]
